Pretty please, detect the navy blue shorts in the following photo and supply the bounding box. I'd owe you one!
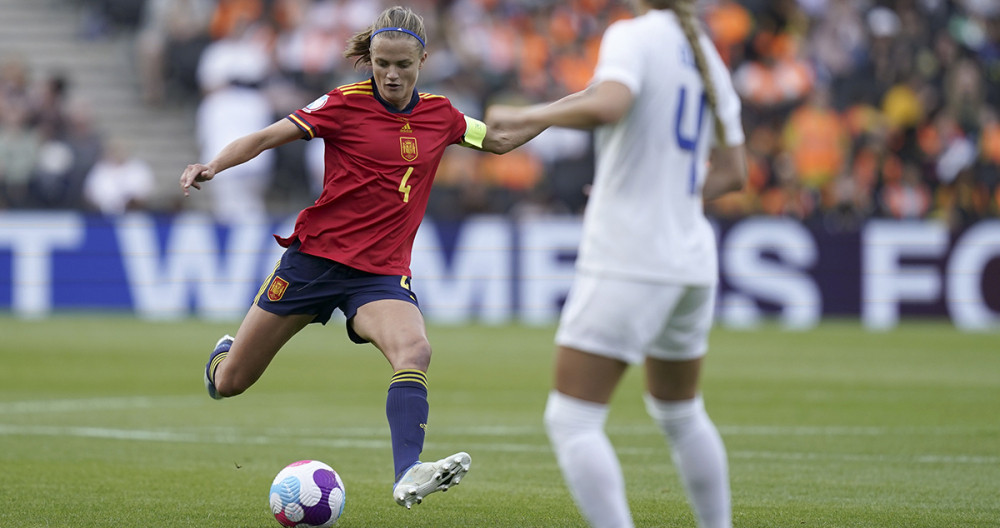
[254,241,419,344]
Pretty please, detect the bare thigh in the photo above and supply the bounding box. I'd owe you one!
[350,299,431,372]
[215,304,314,396]
[553,346,629,405]
[644,356,703,401]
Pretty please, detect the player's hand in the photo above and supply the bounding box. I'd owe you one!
[180,163,215,196]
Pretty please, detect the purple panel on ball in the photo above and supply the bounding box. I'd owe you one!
[300,469,335,525]
[313,468,337,490]
[302,502,332,525]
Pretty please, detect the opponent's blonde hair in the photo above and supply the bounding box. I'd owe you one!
[653,0,726,144]
[343,6,427,68]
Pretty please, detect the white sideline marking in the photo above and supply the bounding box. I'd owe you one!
[0,424,392,450]
[0,396,985,438]
[0,396,204,415]
[726,450,1000,466]
[0,424,996,466]
[0,397,989,440]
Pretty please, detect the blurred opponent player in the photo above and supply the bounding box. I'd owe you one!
[179,5,534,509]
[486,0,747,526]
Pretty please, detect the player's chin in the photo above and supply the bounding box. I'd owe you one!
[380,87,409,107]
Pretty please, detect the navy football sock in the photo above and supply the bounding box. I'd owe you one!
[208,351,227,385]
[386,369,429,481]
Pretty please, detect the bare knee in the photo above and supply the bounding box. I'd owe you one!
[215,380,245,398]
[213,363,249,398]
[384,335,432,372]
[645,356,703,401]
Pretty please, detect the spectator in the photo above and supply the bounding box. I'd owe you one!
[0,105,40,208]
[29,99,103,210]
[780,86,848,202]
[135,0,215,104]
[29,73,71,139]
[273,0,377,93]
[0,55,32,110]
[881,161,931,219]
[195,19,275,221]
[209,0,264,41]
[706,0,753,66]
[83,138,156,215]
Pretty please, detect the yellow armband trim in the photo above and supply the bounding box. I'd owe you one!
[460,115,487,149]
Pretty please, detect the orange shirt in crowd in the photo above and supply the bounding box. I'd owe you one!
[980,121,1000,165]
[782,104,848,189]
[479,150,543,191]
[210,0,263,40]
[706,0,753,65]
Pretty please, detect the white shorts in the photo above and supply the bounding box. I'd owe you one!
[555,273,717,364]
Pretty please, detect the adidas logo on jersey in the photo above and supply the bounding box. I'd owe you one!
[400,121,412,133]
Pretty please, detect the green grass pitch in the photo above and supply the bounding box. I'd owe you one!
[1,316,997,527]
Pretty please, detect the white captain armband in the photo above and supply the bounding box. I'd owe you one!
[460,115,487,149]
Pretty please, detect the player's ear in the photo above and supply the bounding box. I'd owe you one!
[419,51,428,69]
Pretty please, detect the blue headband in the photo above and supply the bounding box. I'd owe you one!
[371,27,425,47]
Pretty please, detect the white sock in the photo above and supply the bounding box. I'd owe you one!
[544,391,634,528]
[644,394,731,528]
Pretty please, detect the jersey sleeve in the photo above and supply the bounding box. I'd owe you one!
[285,91,342,140]
[591,20,643,95]
[435,101,481,149]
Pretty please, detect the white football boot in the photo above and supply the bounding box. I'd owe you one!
[392,452,471,508]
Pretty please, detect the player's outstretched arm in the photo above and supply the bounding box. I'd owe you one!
[180,119,304,196]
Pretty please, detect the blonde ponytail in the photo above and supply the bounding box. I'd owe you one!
[663,0,727,144]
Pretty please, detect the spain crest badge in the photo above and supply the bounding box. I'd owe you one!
[400,137,418,162]
[267,276,289,302]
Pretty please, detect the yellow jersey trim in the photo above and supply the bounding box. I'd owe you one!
[287,114,315,139]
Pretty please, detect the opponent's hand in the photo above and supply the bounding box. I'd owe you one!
[484,104,529,132]
[481,104,548,154]
[180,163,215,196]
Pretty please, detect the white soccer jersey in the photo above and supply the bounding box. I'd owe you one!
[577,9,744,285]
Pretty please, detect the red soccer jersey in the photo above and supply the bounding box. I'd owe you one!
[280,78,472,276]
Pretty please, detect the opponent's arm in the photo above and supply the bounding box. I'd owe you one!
[456,111,547,155]
[487,81,633,143]
[477,116,547,154]
[527,81,632,129]
[180,119,304,196]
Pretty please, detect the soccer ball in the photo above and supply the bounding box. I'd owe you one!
[269,460,346,527]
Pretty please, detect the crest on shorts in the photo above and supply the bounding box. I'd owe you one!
[400,137,418,162]
[268,276,289,301]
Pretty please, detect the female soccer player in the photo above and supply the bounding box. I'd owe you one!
[486,0,748,526]
[180,5,533,509]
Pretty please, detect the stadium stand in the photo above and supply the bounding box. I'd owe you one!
[0,0,198,212]
[2,0,998,230]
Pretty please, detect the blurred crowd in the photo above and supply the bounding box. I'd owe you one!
[713,0,1000,232]
[1,0,998,230]
[0,58,155,214]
